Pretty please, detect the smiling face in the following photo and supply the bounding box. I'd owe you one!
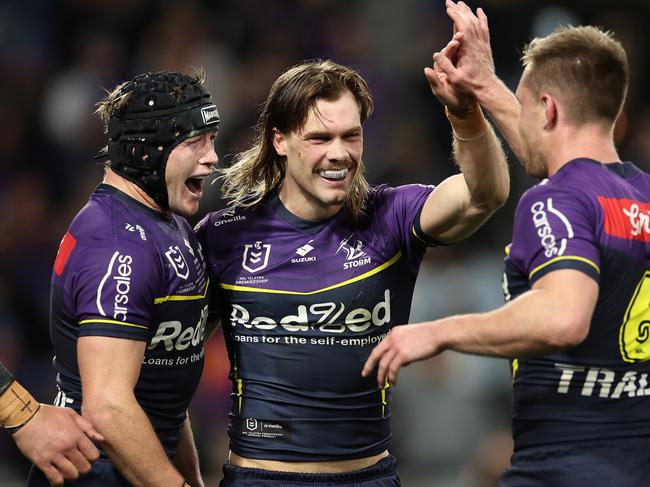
[165,130,218,217]
[273,90,363,220]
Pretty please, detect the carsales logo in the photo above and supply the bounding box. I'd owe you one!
[96,251,133,321]
[530,198,573,258]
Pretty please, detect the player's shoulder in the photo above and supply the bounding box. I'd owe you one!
[195,203,255,234]
[69,186,159,251]
[365,183,434,208]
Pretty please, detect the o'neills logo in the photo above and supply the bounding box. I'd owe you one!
[201,104,219,125]
[598,196,650,242]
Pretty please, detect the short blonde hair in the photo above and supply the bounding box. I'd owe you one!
[522,26,628,125]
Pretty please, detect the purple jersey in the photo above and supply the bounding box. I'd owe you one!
[196,184,434,461]
[50,184,208,456]
[504,159,650,448]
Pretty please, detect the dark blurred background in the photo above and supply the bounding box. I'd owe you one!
[1,0,648,485]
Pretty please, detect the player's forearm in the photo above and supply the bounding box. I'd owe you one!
[174,416,203,487]
[436,287,588,358]
[449,108,510,212]
[474,76,524,162]
[83,395,186,487]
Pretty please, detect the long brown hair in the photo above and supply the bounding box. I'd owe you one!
[219,60,374,218]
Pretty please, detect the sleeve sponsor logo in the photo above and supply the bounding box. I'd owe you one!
[96,252,133,321]
[598,196,650,241]
[242,241,271,273]
[54,232,77,276]
[530,198,574,258]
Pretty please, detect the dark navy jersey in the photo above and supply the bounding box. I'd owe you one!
[50,184,208,456]
[196,184,434,461]
[503,159,650,449]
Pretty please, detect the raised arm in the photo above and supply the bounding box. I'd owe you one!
[419,32,509,243]
[437,0,525,161]
[79,337,189,487]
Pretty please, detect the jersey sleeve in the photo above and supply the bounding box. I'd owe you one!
[195,213,225,319]
[71,238,160,340]
[373,184,435,251]
[509,184,600,285]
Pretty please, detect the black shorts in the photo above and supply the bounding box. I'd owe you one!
[220,455,400,487]
[498,436,650,487]
[27,457,130,486]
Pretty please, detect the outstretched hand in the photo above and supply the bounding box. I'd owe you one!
[361,323,443,388]
[432,1,495,100]
[13,405,103,486]
[425,32,476,115]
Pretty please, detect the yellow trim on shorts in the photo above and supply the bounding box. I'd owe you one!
[220,252,402,295]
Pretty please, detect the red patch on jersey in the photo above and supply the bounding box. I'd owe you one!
[53,232,77,276]
[597,196,650,242]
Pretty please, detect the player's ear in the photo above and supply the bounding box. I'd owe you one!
[541,94,558,130]
[272,128,287,156]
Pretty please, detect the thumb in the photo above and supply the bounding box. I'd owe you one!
[432,52,459,82]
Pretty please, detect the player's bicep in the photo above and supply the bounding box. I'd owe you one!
[419,174,490,243]
[78,336,146,400]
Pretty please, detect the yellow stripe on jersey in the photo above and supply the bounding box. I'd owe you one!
[79,319,148,330]
[220,252,402,295]
[529,256,600,281]
[153,280,209,304]
[411,225,430,246]
[381,379,390,418]
[511,358,519,384]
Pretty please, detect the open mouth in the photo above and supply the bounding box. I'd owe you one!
[318,168,349,181]
[185,177,204,195]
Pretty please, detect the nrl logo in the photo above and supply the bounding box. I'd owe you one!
[165,245,190,279]
[242,241,271,273]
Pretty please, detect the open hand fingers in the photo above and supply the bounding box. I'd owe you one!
[51,454,80,483]
[72,410,104,443]
[362,339,387,378]
[477,8,491,46]
[66,448,92,476]
[376,348,398,388]
[40,463,65,487]
[77,433,100,463]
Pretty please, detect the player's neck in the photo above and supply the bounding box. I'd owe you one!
[547,125,621,176]
[103,169,165,214]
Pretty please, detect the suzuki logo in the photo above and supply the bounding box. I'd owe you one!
[296,241,314,257]
[242,242,271,273]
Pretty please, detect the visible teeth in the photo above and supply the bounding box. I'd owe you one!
[319,169,348,180]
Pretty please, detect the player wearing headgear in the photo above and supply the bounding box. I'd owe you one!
[195,58,509,485]
[27,70,219,486]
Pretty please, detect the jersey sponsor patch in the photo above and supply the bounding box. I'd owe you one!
[232,417,291,440]
[54,232,77,276]
[529,198,574,258]
[598,196,650,242]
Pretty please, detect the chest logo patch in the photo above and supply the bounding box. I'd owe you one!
[165,245,190,279]
[242,241,271,273]
[337,236,372,269]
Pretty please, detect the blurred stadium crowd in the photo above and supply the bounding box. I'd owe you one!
[1,0,649,485]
